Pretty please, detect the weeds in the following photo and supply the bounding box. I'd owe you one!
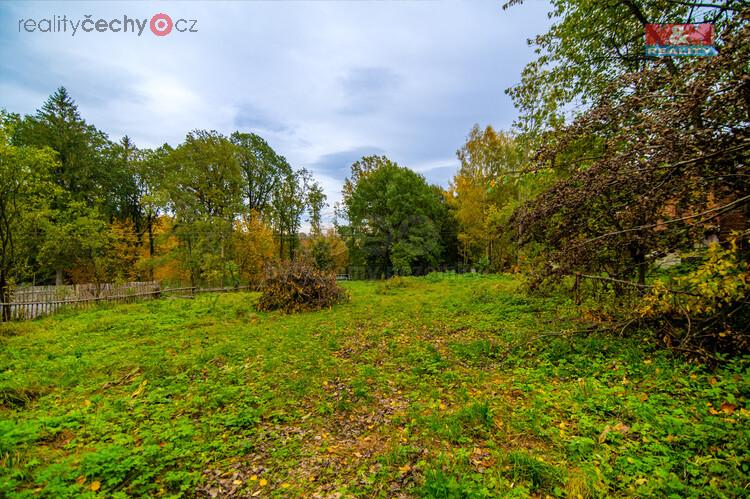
[0,275,748,497]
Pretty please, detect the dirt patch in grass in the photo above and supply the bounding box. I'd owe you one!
[0,386,49,410]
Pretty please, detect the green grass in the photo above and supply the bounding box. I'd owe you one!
[1,274,748,497]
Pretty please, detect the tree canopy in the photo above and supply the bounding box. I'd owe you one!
[340,156,452,276]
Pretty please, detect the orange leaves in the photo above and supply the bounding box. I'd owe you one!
[720,402,737,415]
[708,401,738,416]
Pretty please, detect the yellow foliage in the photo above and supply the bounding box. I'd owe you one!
[69,219,139,284]
[299,229,349,273]
[137,216,189,284]
[232,212,277,286]
[449,125,525,268]
[108,220,139,281]
[639,238,748,319]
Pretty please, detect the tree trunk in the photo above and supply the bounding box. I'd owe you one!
[632,249,647,289]
[637,257,647,287]
[56,268,64,286]
[148,216,155,258]
[147,216,155,281]
[0,271,10,322]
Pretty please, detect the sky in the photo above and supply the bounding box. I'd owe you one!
[0,0,552,222]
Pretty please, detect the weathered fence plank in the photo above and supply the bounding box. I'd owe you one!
[0,283,252,322]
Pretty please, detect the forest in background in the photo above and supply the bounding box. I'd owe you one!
[1,0,749,358]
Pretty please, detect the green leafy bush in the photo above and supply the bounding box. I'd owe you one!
[257,260,348,313]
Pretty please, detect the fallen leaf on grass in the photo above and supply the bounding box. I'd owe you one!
[721,402,736,415]
[90,481,101,491]
[613,422,630,434]
[131,380,148,398]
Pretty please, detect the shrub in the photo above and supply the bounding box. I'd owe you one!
[257,260,348,313]
[374,275,412,295]
[638,238,749,359]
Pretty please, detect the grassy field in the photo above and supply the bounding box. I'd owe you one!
[1,273,748,498]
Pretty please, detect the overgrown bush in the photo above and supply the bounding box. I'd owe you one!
[638,239,749,360]
[257,260,348,313]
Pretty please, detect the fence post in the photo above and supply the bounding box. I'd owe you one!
[1,282,10,322]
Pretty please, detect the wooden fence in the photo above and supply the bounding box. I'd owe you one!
[0,282,253,322]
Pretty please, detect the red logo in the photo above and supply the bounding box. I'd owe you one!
[150,13,173,36]
[645,24,714,46]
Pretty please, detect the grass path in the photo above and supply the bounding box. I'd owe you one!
[1,274,748,497]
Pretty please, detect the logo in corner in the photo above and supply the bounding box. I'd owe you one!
[645,23,717,57]
[150,13,173,36]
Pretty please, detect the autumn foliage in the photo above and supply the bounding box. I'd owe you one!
[256,260,348,313]
[232,214,277,287]
[639,238,749,358]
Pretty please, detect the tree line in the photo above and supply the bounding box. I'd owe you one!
[1,88,529,299]
[0,88,333,312]
[0,87,488,305]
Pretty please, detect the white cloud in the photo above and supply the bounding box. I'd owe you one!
[1,0,552,211]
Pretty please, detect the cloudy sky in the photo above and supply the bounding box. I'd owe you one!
[0,0,551,219]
